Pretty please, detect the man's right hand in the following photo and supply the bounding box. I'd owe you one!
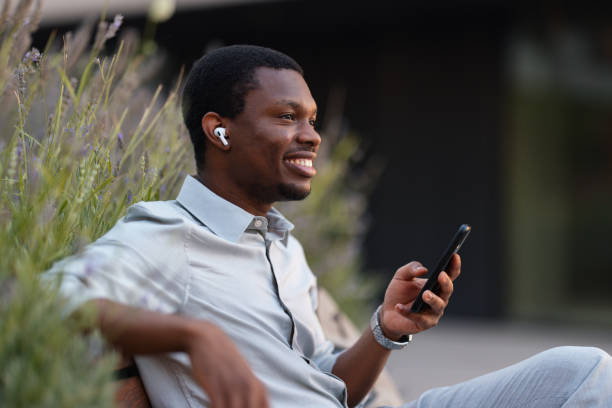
[186,320,269,408]
[92,299,269,408]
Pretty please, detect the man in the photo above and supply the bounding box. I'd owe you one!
[47,45,611,408]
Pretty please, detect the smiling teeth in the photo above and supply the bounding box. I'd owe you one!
[286,159,313,168]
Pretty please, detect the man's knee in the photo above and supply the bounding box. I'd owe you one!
[542,346,610,361]
[536,346,611,377]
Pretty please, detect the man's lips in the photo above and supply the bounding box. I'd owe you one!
[283,154,316,177]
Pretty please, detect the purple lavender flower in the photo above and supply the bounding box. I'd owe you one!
[22,48,41,64]
[111,14,123,30]
[104,14,124,40]
[117,132,124,149]
[127,190,133,203]
[15,65,26,95]
[31,48,41,63]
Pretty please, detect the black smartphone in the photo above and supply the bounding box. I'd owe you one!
[410,224,471,313]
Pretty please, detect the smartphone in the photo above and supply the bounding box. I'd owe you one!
[410,224,471,313]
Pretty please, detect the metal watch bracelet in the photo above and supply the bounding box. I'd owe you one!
[369,305,412,350]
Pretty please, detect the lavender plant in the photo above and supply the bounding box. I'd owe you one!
[0,1,193,406]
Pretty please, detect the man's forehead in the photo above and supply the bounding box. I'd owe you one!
[251,67,316,111]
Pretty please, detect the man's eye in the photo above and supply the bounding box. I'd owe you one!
[280,113,295,120]
[309,119,317,127]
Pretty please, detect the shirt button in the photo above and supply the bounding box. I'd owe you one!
[254,219,263,228]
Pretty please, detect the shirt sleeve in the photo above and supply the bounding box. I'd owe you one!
[43,202,190,315]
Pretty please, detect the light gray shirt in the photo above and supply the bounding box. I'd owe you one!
[46,175,347,407]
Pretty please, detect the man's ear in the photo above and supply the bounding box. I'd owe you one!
[202,112,231,151]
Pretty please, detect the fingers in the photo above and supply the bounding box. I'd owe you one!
[392,273,450,328]
[393,261,428,281]
[395,300,442,329]
[423,289,446,314]
[435,254,459,303]
[386,255,462,334]
[189,322,269,408]
[446,253,461,281]
[437,271,454,303]
[248,379,269,408]
[412,271,452,316]
[208,373,268,408]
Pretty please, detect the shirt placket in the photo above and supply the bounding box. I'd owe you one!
[265,238,298,348]
[251,216,298,349]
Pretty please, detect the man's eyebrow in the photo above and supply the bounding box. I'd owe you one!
[273,100,300,109]
[273,99,317,114]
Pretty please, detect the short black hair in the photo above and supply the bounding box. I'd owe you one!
[182,45,304,170]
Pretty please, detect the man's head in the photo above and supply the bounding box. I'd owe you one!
[182,45,305,169]
[182,45,321,214]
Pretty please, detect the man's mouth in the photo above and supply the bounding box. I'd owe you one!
[285,158,312,168]
[283,157,316,177]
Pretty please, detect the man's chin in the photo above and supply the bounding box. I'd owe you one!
[278,183,311,201]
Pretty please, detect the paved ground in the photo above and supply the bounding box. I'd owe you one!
[385,318,612,403]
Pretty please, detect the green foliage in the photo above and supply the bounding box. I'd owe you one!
[1,279,117,407]
[0,2,193,406]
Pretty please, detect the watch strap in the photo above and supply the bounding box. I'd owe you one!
[370,305,412,350]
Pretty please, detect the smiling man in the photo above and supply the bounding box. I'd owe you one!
[47,45,611,408]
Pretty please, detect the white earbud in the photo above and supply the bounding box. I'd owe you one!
[213,127,229,146]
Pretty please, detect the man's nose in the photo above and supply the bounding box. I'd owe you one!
[297,122,321,148]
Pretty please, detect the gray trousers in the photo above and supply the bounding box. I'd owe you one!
[393,346,612,408]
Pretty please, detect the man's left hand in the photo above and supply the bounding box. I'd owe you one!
[379,254,461,341]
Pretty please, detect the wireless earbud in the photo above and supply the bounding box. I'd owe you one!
[213,127,229,146]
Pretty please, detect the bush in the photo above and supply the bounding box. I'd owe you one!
[0,3,193,406]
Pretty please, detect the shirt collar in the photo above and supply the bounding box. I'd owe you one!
[176,175,294,245]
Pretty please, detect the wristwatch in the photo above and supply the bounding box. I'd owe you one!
[370,305,412,350]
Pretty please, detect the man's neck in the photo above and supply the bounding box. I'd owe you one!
[194,173,272,217]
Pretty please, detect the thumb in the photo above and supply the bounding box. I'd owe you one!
[393,261,428,281]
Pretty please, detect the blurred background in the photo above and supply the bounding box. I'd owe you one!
[29,0,612,400]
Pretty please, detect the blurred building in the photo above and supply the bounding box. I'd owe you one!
[37,0,612,326]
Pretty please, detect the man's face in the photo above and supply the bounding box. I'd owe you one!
[226,67,320,204]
